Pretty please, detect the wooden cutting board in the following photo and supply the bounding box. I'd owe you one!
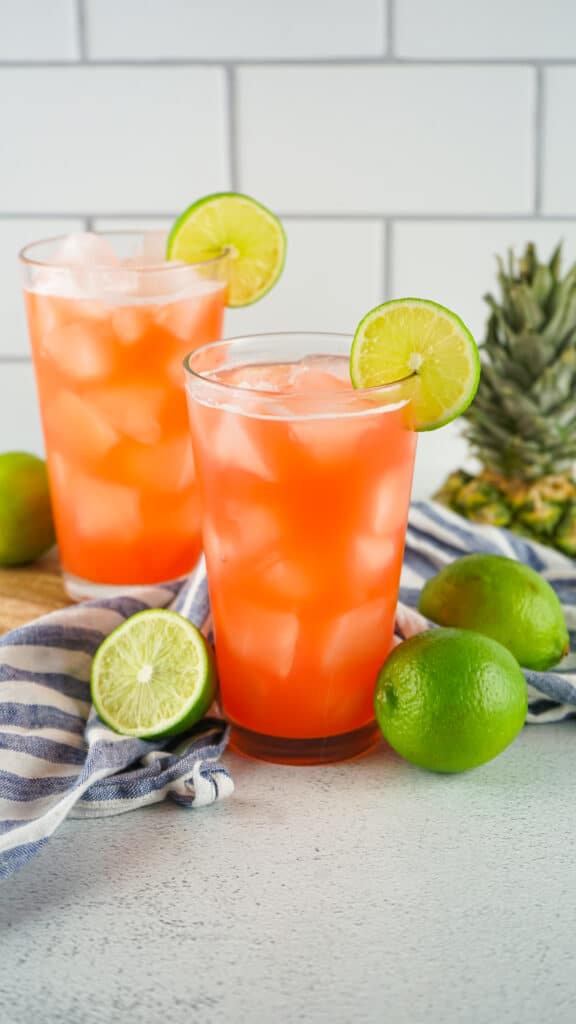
[0,548,71,635]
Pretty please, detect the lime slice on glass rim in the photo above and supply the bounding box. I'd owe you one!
[167,192,286,307]
[350,298,480,430]
[91,609,215,739]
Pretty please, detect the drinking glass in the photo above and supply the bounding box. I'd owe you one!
[20,232,227,600]
[185,333,417,764]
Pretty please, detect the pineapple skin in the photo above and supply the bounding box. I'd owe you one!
[436,470,576,556]
[435,242,576,558]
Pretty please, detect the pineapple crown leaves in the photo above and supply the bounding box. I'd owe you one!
[464,242,576,479]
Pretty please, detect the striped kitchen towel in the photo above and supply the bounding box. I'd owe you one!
[0,558,233,880]
[1,501,575,880]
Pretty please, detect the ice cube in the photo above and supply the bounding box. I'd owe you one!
[45,390,119,463]
[111,306,151,345]
[44,234,143,302]
[89,385,165,445]
[127,231,198,298]
[204,503,282,570]
[53,233,120,268]
[217,600,299,681]
[136,261,208,301]
[50,456,140,541]
[30,235,117,300]
[118,433,195,492]
[130,231,169,266]
[210,410,277,481]
[297,352,348,385]
[252,556,313,604]
[41,320,114,382]
[369,470,412,535]
[230,502,281,556]
[68,299,110,323]
[157,296,207,342]
[225,357,350,394]
[322,597,393,676]
[349,534,398,598]
[293,355,351,391]
[288,415,365,464]
[223,363,298,393]
[77,477,140,541]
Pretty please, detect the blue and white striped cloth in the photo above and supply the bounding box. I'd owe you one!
[1,501,574,880]
[0,559,233,880]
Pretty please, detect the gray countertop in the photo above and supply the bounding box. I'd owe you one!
[2,723,576,1024]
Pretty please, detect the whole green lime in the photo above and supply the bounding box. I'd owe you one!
[0,452,55,566]
[374,628,527,773]
[419,553,569,671]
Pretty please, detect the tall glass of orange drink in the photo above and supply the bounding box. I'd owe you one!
[185,333,417,764]
[20,232,227,600]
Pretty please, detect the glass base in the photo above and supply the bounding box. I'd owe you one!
[63,571,188,602]
[228,720,382,766]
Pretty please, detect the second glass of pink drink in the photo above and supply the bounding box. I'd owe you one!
[185,333,417,764]
[21,232,227,599]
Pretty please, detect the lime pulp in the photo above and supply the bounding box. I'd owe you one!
[167,192,286,307]
[91,609,215,739]
[350,297,480,431]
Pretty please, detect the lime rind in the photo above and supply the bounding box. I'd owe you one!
[0,452,55,566]
[350,297,480,432]
[167,192,286,308]
[374,627,527,773]
[91,608,215,739]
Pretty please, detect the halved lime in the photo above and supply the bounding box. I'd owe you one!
[167,192,286,307]
[350,298,480,431]
[91,609,215,739]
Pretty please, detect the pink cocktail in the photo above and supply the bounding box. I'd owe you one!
[186,333,417,763]
[21,232,227,599]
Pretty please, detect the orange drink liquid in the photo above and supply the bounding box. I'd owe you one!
[20,232,227,599]
[185,334,417,764]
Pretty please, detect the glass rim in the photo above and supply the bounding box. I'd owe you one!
[18,230,229,273]
[183,331,415,401]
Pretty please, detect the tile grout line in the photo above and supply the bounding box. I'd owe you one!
[226,65,239,191]
[3,212,576,223]
[75,0,88,62]
[534,65,545,215]
[386,0,395,59]
[0,57,576,68]
[383,219,392,300]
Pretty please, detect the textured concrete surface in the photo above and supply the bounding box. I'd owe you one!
[2,724,576,1024]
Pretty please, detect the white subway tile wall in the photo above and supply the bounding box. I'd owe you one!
[238,66,535,214]
[0,0,78,61]
[543,69,576,214]
[0,364,43,456]
[396,0,576,59]
[85,0,387,60]
[0,0,575,500]
[0,68,229,213]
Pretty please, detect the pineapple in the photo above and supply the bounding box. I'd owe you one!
[435,243,576,557]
